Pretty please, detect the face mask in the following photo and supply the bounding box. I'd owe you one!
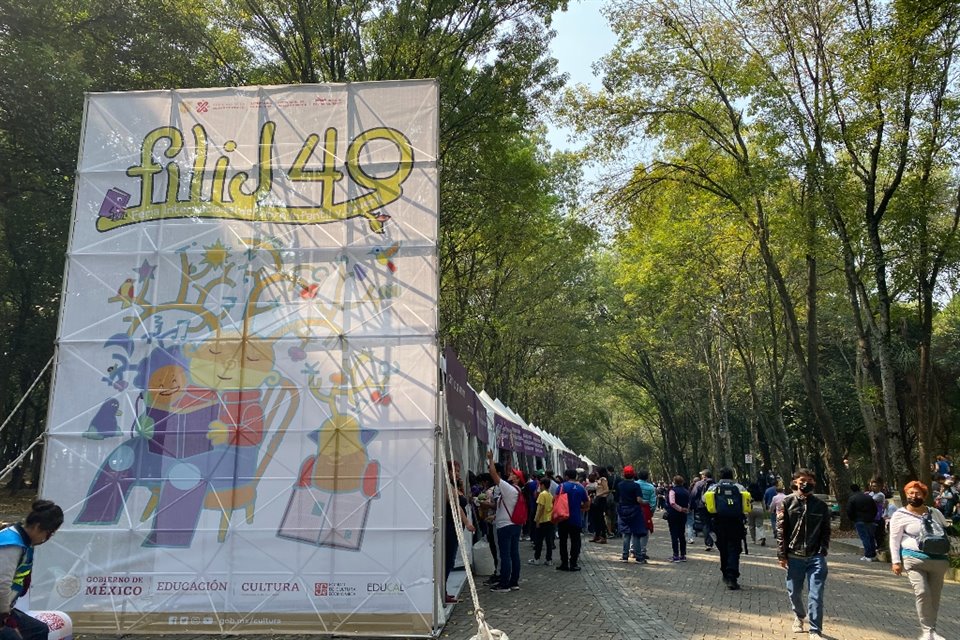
[907,497,924,507]
[798,482,813,494]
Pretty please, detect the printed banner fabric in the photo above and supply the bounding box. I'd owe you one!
[443,347,472,438]
[36,81,439,636]
[471,393,488,445]
[494,415,522,452]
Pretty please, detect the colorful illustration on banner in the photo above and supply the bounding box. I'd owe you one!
[277,351,398,550]
[75,236,401,548]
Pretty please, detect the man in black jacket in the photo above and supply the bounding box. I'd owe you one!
[845,483,879,561]
[776,468,830,639]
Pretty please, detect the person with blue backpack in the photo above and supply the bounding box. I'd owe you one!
[704,467,751,590]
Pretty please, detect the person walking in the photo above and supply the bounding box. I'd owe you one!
[746,481,766,546]
[690,470,716,551]
[666,475,691,562]
[556,469,589,572]
[889,480,950,640]
[768,482,787,533]
[486,450,522,593]
[705,467,751,589]
[616,465,648,563]
[776,469,831,638]
[846,483,880,561]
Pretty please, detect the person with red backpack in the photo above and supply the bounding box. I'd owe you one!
[487,450,525,593]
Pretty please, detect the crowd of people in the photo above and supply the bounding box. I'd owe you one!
[446,454,957,640]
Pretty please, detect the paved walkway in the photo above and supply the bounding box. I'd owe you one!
[441,526,960,640]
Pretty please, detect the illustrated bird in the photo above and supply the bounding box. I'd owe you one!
[369,242,400,273]
[109,279,136,308]
[84,398,122,440]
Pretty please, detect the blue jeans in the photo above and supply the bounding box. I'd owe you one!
[854,521,877,558]
[622,531,648,560]
[496,524,521,588]
[786,555,828,633]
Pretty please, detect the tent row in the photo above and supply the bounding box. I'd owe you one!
[442,347,592,478]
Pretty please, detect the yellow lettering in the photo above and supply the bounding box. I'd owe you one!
[99,124,415,233]
[125,126,183,211]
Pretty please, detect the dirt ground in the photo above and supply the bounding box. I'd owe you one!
[0,489,38,524]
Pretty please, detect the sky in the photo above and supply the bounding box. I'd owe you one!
[547,0,617,152]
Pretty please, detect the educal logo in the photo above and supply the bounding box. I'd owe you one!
[366,582,404,594]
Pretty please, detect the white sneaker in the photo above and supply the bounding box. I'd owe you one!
[791,617,804,633]
[527,558,540,565]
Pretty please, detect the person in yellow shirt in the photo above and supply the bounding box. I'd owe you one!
[528,478,555,566]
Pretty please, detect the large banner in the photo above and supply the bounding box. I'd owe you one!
[36,81,439,636]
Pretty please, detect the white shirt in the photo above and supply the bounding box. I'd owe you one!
[888,507,949,562]
[494,479,520,529]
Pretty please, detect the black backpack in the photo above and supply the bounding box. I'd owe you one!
[714,482,743,518]
[918,511,950,555]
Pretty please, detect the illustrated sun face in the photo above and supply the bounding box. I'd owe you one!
[185,332,276,390]
[201,239,230,270]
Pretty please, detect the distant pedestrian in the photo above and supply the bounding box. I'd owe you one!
[616,465,648,563]
[868,477,887,551]
[934,455,950,477]
[606,465,621,538]
[935,476,957,520]
[529,477,555,566]
[589,470,610,543]
[768,483,786,532]
[634,470,657,562]
[889,480,949,640]
[776,468,830,638]
[747,481,766,546]
[690,470,716,551]
[522,471,539,542]
[556,469,589,572]
[705,467,751,589]
[666,475,690,562]
[846,483,879,562]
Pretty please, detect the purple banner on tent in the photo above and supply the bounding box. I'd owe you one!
[444,346,473,437]
[494,414,523,452]
[560,452,580,472]
[472,393,489,444]
[521,429,546,457]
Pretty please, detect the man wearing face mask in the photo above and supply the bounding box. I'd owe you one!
[776,469,831,639]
